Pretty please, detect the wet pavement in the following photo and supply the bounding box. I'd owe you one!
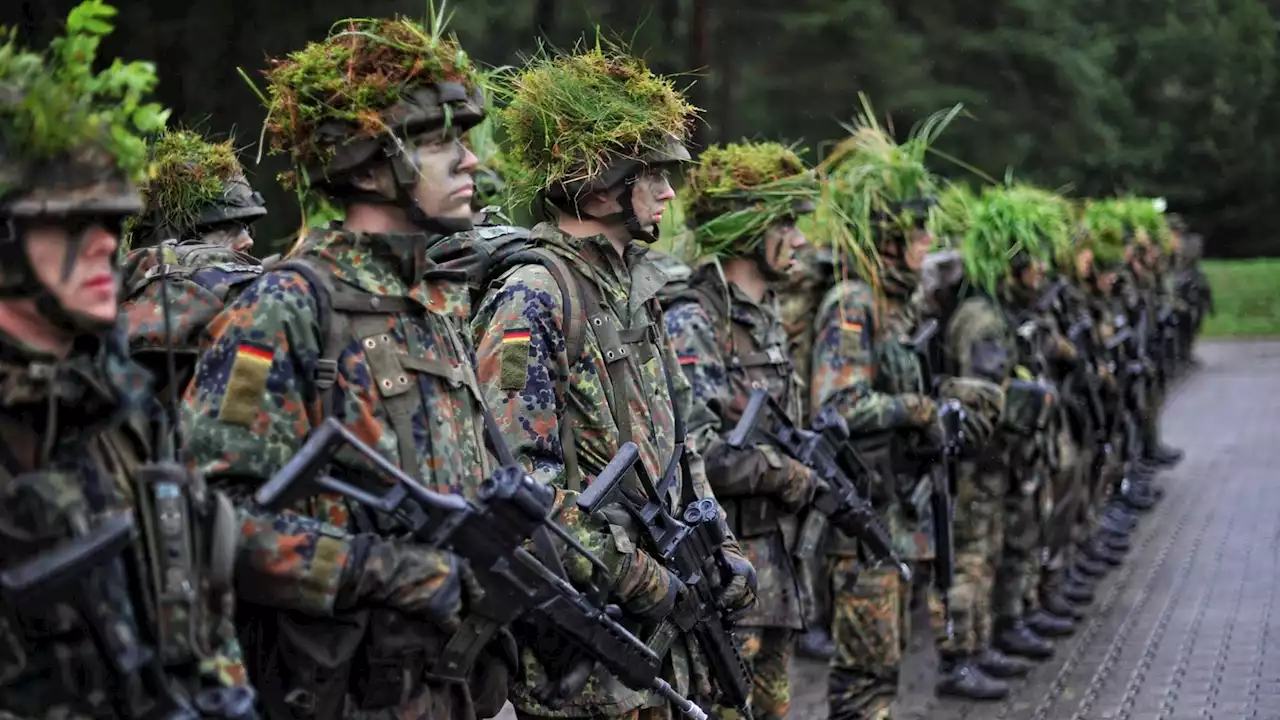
[500,340,1278,719]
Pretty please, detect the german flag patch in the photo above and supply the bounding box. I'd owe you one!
[500,328,531,391]
[218,344,273,428]
[840,319,864,334]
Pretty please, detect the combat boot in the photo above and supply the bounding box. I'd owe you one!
[1062,572,1096,604]
[1081,538,1125,567]
[795,627,836,661]
[1102,503,1139,532]
[976,647,1034,678]
[995,617,1055,660]
[1026,608,1076,637]
[1041,591,1086,620]
[1145,443,1184,468]
[936,655,1010,699]
[1098,527,1132,552]
[1074,553,1110,578]
[1120,478,1157,511]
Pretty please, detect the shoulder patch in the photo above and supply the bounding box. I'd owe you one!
[217,344,273,427]
[500,328,531,391]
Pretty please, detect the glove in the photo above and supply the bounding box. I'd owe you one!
[716,540,758,615]
[768,458,820,514]
[340,535,463,632]
[614,548,683,623]
[938,376,1004,450]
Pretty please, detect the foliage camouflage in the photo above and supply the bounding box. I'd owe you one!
[495,37,698,205]
[930,181,981,247]
[683,141,818,258]
[816,95,962,293]
[0,0,168,195]
[134,128,245,238]
[247,10,483,190]
[1080,197,1170,268]
[960,183,1073,296]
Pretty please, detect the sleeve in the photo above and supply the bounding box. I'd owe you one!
[664,300,793,499]
[181,271,355,617]
[810,285,934,434]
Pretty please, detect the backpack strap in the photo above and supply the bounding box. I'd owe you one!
[272,259,344,424]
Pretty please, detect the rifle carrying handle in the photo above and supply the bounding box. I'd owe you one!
[576,442,641,515]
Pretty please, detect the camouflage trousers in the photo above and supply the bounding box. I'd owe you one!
[827,560,941,720]
[712,628,796,720]
[936,467,1004,656]
[993,485,1041,621]
[1141,381,1167,452]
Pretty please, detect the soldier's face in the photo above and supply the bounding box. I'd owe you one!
[628,167,677,233]
[904,228,933,271]
[1097,270,1118,293]
[1076,248,1094,278]
[24,218,121,324]
[408,129,479,225]
[204,221,254,253]
[1020,260,1046,289]
[763,219,807,275]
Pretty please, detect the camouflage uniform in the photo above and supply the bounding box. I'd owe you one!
[938,295,1017,658]
[182,17,513,720]
[0,6,250,717]
[810,268,939,719]
[665,267,809,720]
[473,224,753,718]
[182,226,519,720]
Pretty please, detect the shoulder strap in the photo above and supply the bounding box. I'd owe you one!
[272,259,344,422]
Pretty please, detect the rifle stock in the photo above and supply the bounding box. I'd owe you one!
[256,419,708,719]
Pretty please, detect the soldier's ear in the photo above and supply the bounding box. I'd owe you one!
[349,163,394,198]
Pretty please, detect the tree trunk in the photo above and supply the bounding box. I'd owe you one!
[689,0,710,152]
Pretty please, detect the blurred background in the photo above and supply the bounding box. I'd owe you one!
[4,0,1280,263]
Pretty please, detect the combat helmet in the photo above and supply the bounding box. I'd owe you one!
[498,39,698,242]
[0,1,168,317]
[253,13,486,233]
[130,128,266,244]
[684,142,818,276]
[817,95,962,289]
[1080,197,1170,273]
[959,183,1073,297]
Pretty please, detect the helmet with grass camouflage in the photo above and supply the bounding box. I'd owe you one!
[684,141,818,259]
[817,96,961,288]
[1080,197,1170,270]
[498,41,698,209]
[255,14,485,195]
[0,0,168,305]
[959,183,1072,296]
[130,128,266,243]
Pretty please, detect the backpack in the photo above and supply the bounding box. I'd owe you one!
[120,240,265,393]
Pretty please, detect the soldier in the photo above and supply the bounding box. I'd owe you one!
[474,44,757,719]
[662,142,821,719]
[119,128,268,397]
[0,4,255,718]
[810,105,1005,718]
[181,16,514,720]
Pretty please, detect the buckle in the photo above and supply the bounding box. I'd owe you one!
[314,359,339,390]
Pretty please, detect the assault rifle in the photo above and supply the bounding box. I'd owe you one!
[575,445,753,719]
[724,387,910,582]
[255,418,707,720]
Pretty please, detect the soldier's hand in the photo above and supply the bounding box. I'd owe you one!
[771,459,820,514]
[898,393,938,428]
[938,376,1004,449]
[716,541,758,615]
[346,536,463,631]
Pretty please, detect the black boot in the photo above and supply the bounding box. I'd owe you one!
[795,627,836,661]
[937,655,1011,699]
[1041,591,1086,620]
[1062,574,1096,604]
[976,647,1034,679]
[1081,538,1125,567]
[1099,528,1132,552]
[1074,554,1110,578]
[1026,608,1076,637]
[1103,502,1139,529]
[995,617,1055,660]
[1121,478,1157,511]
[1145,443,1184,468]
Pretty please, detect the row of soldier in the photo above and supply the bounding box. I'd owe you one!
[0,4,1213,720]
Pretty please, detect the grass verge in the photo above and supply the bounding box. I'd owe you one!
[1201,258,1280,338]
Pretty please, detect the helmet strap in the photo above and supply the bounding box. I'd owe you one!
[0,218,116,335]
[386,141,472,236]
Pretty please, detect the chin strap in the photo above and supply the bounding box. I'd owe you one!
[615,173,660,244]
[0,217,117,335]
[383,137,474,237]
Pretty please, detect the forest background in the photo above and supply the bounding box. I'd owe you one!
[4,0,1279,260]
